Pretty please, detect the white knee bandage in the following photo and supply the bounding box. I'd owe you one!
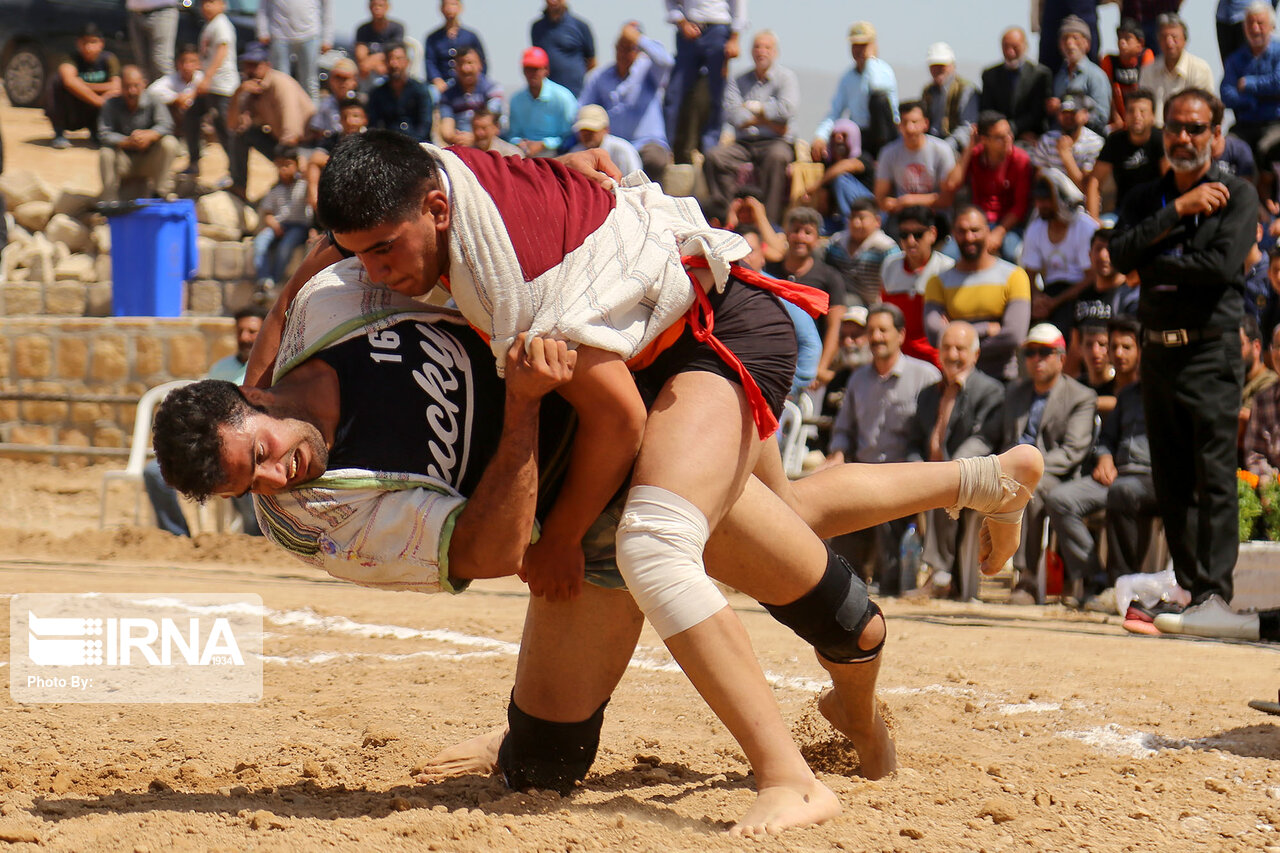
[615,485,726,640]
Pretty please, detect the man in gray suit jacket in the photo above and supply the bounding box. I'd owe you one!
[908,322,1005,597]
[1001,323,1098,603]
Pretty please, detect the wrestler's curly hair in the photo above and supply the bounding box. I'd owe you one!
[316,129,441,232]
[152,380,259,502]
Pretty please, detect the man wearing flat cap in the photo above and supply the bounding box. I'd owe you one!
[812,21,900,162]
[1049,14,1112,133]
[566,104,642,175]
[226,40,314,199]
[921,41,979,154]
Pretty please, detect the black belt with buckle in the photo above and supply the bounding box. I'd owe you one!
[1144,326,1223,347]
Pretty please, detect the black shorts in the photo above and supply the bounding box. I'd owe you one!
[632,274,798,419]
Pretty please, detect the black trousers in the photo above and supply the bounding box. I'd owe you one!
[1141,332,1243,604]
[830,516,914,596]
[45,78,100,137]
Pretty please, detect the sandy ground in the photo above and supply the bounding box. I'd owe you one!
[0,458,1277,852]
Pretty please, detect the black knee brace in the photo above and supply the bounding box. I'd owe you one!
[496,696,608,795]
[763,546,885,664]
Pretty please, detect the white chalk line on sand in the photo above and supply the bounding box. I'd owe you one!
[112,596,831,692]
[12,596,1203,759]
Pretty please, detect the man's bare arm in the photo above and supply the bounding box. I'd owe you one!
[519,346,646,601]
[449,336,577,579]
[243,235,346,387]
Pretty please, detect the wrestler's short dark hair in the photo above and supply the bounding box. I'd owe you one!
[153,380,259,502]
[317,129,441,232]
[1165,88,1224,127]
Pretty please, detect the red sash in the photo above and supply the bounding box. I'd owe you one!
[677,256,830,440]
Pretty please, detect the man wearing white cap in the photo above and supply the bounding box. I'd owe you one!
[704,30,799,224]
[567,104,642,175]
[1000,322,1098,603]
[921,41,978,154]
[812,21,899,162]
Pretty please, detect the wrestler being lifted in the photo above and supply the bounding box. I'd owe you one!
[237,133,1041,835]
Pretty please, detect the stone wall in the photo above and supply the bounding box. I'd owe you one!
[1,168,265,318]
[0,317,236,457]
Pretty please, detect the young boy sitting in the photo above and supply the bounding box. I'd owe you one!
[253,146,312,290]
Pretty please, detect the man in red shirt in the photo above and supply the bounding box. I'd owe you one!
[943,110,1033,261]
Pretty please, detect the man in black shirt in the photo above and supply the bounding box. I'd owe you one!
[1086,88,1166,220]
[763,206,847,389]
[354,0,405,86]
[366,42,432,141]
[47,23,121,149]
[1110,87,1258,636]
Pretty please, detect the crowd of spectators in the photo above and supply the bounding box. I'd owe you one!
[36,0,1280,620]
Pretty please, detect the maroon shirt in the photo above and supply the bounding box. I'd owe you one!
[964,143,1033,228]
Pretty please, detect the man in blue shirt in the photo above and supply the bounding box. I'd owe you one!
[424,0,487,96]
[1221,1,1280,183]
[367,42,432,141]
[578,20,674,183]
[811,22,899,162]
[507,46,577,155]
[1218,0,1280,64]
[530,0,595,98]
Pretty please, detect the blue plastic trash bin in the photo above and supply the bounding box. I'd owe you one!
[108,199,199,317]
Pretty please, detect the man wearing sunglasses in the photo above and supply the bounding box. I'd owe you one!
[1110,88,1260,638]
[1001,323,1098,604]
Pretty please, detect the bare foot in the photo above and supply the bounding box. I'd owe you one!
[729,778,841,837]
[412,726,505,783]
[817,687,897,780]
[978,445,1044,576]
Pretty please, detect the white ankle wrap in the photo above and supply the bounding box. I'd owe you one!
[616,485,725,640]
[947,454,1022,522]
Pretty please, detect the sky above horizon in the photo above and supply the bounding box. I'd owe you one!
[329,0,1224,135]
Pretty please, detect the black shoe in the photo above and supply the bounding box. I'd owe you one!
[1122,599,1184,635]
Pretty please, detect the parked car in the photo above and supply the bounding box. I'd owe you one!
[0,0,258,108]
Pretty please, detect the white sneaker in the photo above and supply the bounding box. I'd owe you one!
[1153,595,1260,640]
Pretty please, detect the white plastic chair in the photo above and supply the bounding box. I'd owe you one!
[777,400,805,479]
[98,379,196,528]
